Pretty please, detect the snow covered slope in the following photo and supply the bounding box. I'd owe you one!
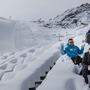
[0,18,56,54]
[0,23,89,90]
[0,3,90,54]
[0,42,60,90]
[37,30,90,90]
[0,18,62,54]
[35,3,90,29]
[37,55,86,90]
[0,18,16,54]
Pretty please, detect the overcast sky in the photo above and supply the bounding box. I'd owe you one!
[0,0,89,20]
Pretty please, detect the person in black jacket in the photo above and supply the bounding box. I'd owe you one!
[86,30,90,44]
[82,48,90,84]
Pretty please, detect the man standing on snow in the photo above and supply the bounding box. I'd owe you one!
[82,48,90,85]
[61,38,85,65]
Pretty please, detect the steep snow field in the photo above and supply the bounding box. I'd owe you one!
[0,19,63,55]
[0,23,89,90]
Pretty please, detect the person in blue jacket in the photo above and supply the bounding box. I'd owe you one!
[61,38,85,65]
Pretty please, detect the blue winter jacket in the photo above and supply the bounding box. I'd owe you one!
[61,44,84,58]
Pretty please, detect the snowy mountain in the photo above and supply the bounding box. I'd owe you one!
[35,3,90,29]
[0,2,90,90]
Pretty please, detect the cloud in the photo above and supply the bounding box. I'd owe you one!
[0,0,89,20]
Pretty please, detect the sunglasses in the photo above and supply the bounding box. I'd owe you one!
[69,41,74,43]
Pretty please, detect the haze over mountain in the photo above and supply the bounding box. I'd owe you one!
[0,0,89,20]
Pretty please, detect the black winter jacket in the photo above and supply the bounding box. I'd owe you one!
[82,52,90,65]
[86,30,90,44]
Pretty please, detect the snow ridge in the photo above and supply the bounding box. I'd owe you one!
[35,3,90,29]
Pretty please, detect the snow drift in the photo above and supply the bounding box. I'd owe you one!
[0,43,60,90]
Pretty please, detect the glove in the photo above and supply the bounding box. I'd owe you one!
[81,44,85,49]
